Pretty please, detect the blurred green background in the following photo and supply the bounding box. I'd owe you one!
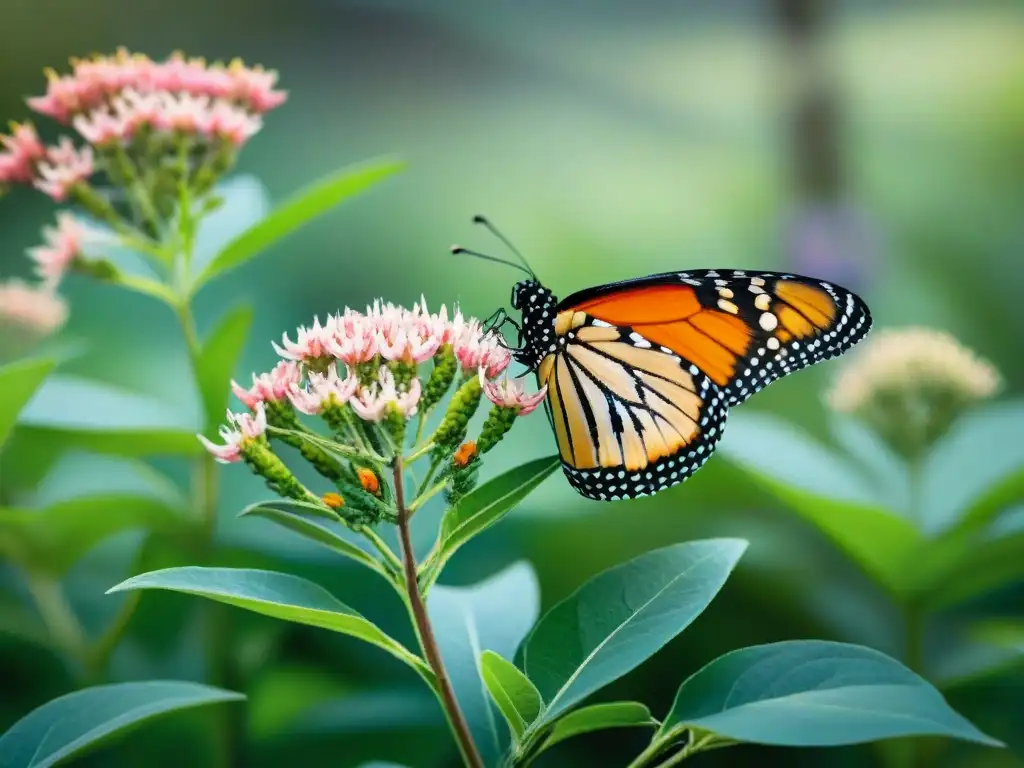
[1,1,1022,766]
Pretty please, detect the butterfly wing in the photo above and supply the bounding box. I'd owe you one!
[537,318,728,501]
[556,268,871,406]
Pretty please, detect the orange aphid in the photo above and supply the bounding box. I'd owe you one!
[322,492,344,509]
[453,441,478,468]
[357,468,380,494]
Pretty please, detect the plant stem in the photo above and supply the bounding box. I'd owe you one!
[392,457,484,768]
[25,573,85,661]
[178,299,236,768]
[87,590,141,681]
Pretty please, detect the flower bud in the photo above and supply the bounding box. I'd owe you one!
[419,346,458,413]
[242,438,313,503]
[476,406,517,455]
[432,375,483,457]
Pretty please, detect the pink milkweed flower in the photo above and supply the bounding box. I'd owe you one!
[33,138,94,202]
[369,299,443,364]
[226,60,288,113]
[287,363,358,416]
[273,317,332,363]
[0,278,69,337]
[205,99,262,147]
[351,369,422,422]
[73,108,128,145]
[454,322,511,378]
[197,402,268,463]
[0,122,46,184]
[232,360,301,410]
[480,371,547,415]
[325,309,378,366]
[27,212,96,288]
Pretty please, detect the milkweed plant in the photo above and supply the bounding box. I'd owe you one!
[0,50,1011,768]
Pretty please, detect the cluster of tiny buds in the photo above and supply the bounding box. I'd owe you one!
[1,49,283,196]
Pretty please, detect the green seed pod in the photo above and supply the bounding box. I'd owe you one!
[419,347,458,414]
[431,376,483,458]
[476,405,518,455]
[242,439,312,503]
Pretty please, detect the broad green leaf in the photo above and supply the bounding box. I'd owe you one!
[428,562,540,765]
[195,304,253,432]
[522,539,747,729]
[427,455,559,578]
[541,702,657,751]
[480,651,542,742]
[924,399,1024,532]
[0,680,243,768]
[0,358,55,449]
[109,567,431,681]
[660,640,1001,747]
[911,530,1024,610]
[238,500,382,573]
[191,157,405,292]
[288,689,443,737]
[16,375,201,457]
[719,412,920,594]
[0,494,185,575]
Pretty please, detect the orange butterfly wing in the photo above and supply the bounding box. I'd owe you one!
[557,269,870,406]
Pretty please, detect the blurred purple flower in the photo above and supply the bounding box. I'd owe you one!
[784,201,883,292]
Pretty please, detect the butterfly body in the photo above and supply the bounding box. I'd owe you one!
[508,268,871,501]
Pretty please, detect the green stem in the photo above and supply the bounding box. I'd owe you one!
[87,590,141,682]
[177,298,236,768]
[409,479,447,515]
[406,439,436,464]
[393,458,484,768]
[361,526,404,581]
[25,573,86,661]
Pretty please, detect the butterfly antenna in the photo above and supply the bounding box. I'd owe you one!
[472,214,536,278]
[450,245,533,277]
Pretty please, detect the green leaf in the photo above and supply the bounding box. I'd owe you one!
[108,567,431,681]
[191,157,405,292]
[110,274,179,305]
[0,494,185,575]
[0,358,55,450]
[719,412,921,594]
[195,304,253,432]
[522,539,747,729]
[238,499,383,573]
[428,562,540,765]
[541,702,657,752]
[427,455,559,579]
[660,640,1002,748]
[911,530,1024,610]
[924,399,1024,532]
[0,680,243,768]
[15,375,201,458]
[480,651,542,743]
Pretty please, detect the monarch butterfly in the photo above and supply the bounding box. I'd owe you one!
[454,216,872,501]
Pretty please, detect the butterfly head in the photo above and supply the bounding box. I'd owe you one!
[510,279,558,370]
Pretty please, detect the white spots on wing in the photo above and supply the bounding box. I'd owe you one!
[717,299,739,314]
[759,312,778,332]
[754,293,772,311]
[766,337,781,351]
[629,332,652,348]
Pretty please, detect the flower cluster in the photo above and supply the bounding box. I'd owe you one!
[0,49,285,354]
[1,48,283,227]
[29,49,285,124]
[826,326,1002,458]
[203,299,546,523]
